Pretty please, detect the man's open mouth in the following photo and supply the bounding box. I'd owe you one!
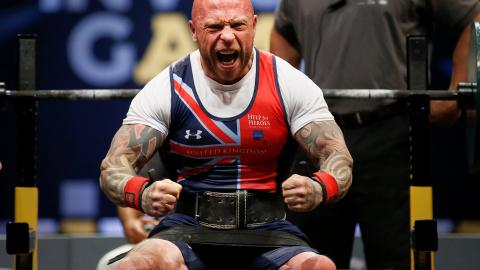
[217,50,238,65]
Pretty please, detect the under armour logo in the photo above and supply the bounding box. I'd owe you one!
[185,130,202,139]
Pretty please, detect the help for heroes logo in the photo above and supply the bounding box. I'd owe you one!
[247,114,270,127]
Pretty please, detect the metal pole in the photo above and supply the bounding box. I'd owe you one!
[407,35,437,270]
[14,34,38,270]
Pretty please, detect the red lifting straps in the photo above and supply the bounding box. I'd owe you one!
[124,176,150,212]
[312,172,339,205]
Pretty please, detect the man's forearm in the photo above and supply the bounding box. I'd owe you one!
[294,120,353,200]
[100,124,164,206]
[118,206,144,224]
[430,12,480,127]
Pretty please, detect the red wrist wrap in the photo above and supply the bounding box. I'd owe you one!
[124,176,149,212]
[312,172,339,205]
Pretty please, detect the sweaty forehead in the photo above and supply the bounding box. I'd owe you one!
[192,0,253,23]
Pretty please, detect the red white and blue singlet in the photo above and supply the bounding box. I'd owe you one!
[167,49,291,193]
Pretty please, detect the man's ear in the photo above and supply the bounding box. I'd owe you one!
[189,20,198,42]
[253,15,257,38]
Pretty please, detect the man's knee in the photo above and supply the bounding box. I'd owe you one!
[284,252,336,270]
[116,239,186,270]
[116,258,140,270]
[115,252,157,270]
[297,255,336,270]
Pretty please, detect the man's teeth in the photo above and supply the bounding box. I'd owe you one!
[222,59,235,65]
[219,51,236,65]
[220,50,236,55]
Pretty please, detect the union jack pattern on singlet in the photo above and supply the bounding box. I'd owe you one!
[167,49,290,193]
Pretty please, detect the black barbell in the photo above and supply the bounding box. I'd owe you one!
[0,81,478,173]
[0,84,476,106]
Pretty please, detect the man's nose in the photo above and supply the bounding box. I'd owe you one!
[220,26,235,43]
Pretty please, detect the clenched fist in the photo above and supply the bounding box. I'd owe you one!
[141,179,182,217]
[282,174,322,212]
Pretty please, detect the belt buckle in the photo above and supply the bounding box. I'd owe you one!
[195,191,240,229]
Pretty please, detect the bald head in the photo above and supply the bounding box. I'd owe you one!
[191,0,254,24]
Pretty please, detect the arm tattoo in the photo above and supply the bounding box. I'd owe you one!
[306,179,321,210]
[294,120,353,200]
[100,124,164,206]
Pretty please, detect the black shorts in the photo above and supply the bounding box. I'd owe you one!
[149,214,319,270]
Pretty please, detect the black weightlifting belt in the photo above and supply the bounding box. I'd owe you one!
[175,190,286,229]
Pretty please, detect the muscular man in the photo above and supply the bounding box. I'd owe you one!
[99,0,353,269]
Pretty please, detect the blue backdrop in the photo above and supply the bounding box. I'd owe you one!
[0,0,478,230]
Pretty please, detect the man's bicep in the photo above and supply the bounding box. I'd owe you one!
[100,124,165,206]
[106,124,165,173]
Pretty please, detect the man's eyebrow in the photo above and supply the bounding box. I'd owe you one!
[203,16,248,26]
[203,19,220,26]
[230,16,248,24]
